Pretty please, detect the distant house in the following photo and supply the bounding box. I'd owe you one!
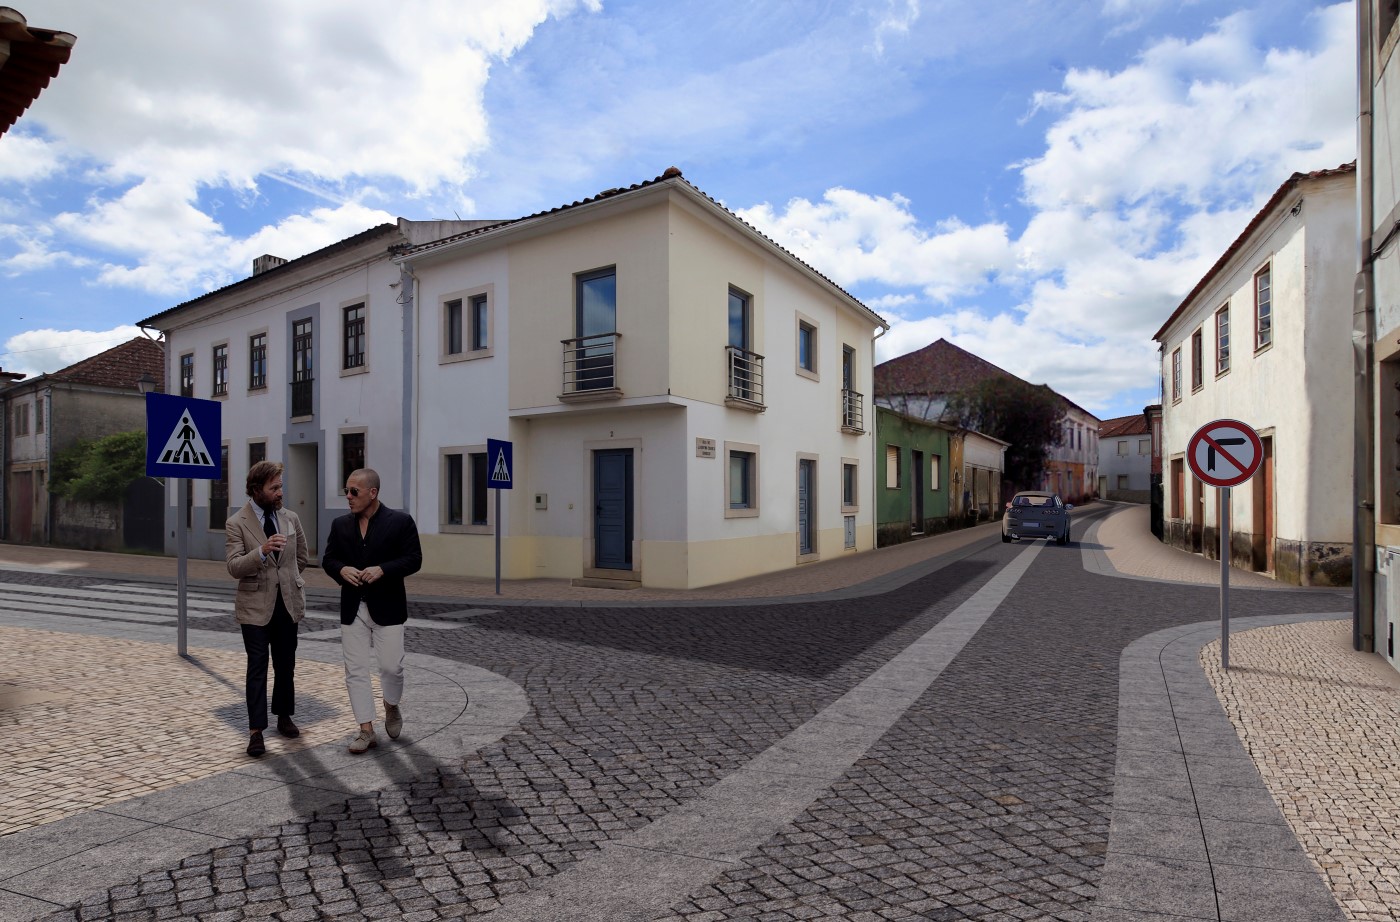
[1154,163,1355,586]
[1097,413,1152,502]
[0,337,165,547]
[873,338,1099,502]
[876,407,955,545]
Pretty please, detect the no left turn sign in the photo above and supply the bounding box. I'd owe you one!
[1186,419,1262,488]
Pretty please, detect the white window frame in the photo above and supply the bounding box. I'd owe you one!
[441,284,495,364]
[885,444,900,489]
[1215,303,1230,376]
[930,453,941,491]
[1254,264,1272,352]
[1171,348,1182,402]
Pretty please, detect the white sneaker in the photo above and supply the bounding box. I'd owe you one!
[384,703,403,740]
[348,727,377,754]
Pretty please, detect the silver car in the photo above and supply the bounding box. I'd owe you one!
[1001,491,1072,545]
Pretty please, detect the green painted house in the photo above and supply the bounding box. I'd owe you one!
[876,406,957,546]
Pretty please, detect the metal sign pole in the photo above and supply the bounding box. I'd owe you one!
[495,488,501,596]
[1220,486,1230,671]
[177,477,189,658]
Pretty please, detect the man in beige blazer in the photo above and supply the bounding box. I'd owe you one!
[225,460,309,757]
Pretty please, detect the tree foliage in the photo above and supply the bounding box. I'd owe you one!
[49,429,150,503]
[945,378,1066,491]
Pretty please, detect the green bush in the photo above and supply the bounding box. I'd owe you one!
[50,430,150,503]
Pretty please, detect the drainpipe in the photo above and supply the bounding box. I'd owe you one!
[871,324,888,545]
[399,260,419,515]
[1355,0,1377,652]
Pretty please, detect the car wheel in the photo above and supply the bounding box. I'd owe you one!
[1001,532,1011,543]
[1059,533,1070,546]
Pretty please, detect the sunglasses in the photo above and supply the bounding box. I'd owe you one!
[347,487,372,497]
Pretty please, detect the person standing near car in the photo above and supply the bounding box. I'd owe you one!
[225,460,309,757]
[322,468,422,754]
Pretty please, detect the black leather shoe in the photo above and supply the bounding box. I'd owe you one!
[277,715,300,738]
[247,731,265,757]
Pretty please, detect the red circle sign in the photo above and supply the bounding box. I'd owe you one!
[1186,419,1262,487]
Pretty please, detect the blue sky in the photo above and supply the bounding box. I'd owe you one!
[0,0,1356,420]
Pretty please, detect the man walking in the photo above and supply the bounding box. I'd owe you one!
[322,468,422,754]
[226,460,309,757]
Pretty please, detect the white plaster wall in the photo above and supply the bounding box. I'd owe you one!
[1099,438,1151,491]
[963,434,1005,469]
[1160,174,1355,544]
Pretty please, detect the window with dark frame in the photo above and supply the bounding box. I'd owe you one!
[798,321,816,372]
[729,450,755,509]
[12,403,28,436]
[341,432,365,488]
[292,318,313,417]
[445,299,464,355]
[1216,304,1230,374]
[249,333,267,389]
[470,452,489,525]
[210,445,230,530]
[34,398,42,435]
[445,454,464,525]
[180,353,194,397]
[1255,266,1272,350]
[343,303,365,369]
[212,344,228,396]
[249,441,266,467]
[470,294,488,351]
[842,462,856,507]
[1191,328,1203,390]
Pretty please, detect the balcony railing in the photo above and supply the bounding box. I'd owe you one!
[725,346,764,409]
[291,378,314,418]
[842,388,864,432]
[562,332,619,397]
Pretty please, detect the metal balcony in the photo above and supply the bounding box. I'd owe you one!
[842,388,864,433]
[561,332,620,399]
[725,346,764,410]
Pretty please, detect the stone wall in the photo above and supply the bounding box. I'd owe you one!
[51,496,125,552]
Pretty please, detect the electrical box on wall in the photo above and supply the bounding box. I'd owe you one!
[534,493,547,510]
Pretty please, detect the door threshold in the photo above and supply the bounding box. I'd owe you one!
[572,574,641,590]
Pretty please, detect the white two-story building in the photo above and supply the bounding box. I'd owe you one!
[139,169,888,589]
[1155,163,1355,586]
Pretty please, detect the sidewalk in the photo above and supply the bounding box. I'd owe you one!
[0,502,1392,921]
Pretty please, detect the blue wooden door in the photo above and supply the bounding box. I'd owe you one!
[594,449,633,570]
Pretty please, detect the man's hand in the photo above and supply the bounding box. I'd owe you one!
[340,566,365,587]
[362,565,385,584]
[262,534,287,556]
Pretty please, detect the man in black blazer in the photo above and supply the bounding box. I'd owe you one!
[322,467,422,753]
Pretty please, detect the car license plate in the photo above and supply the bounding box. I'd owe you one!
[1023,521,1039,527]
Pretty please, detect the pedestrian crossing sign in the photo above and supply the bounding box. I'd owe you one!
[486,438,513,490]
[145,393,222,479]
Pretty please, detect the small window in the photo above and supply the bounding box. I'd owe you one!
[212,344,228,396]
[248,441,267,467]
[885,444,900,488]
[445,299,464,355]
[1171,348,1182,402]
[442,288,494,361]
[795,313,819,380]
[180,353,194,397]
[1191,328,1203,391]
[1117,440,1128,456]
[724,442,760,518]
[33,398,42,435]
[1216,304,1230,375]
[1255,266,1272,350]
[249,333,267,389]
[841,460,858,510]
[930,454,941,490]
[470,294,489,352]
[441,447,491,531]
[341,432,365,489]
[469,452,489,526]
[12,402,29,437]
[1139,439,1150,456]
[210,444,230,530]
[1117,475,1129,491]
[343,302,366,370]
[730,452,755,508]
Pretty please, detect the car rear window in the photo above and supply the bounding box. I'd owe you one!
[1015,495,1056,507]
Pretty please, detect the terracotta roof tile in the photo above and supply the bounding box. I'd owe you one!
[48,337,165,390]
[1098,414,1149,438]
[0,8,76,137]
[874,338,1096,419]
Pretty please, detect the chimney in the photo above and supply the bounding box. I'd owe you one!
[253,254,288,276]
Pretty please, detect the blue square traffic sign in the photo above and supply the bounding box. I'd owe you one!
[146,392,222,480]
[486,438,513,490]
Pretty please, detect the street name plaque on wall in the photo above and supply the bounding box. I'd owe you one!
[696,438,716,458]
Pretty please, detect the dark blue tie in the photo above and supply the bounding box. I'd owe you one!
[262,508,279,563]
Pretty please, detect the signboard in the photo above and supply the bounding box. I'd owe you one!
[1186,419,1261,488]
[487,438,513,490]
[696,437,716,459]
[145,392,222,480]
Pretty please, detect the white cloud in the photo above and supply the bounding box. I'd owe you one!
[0,134,69,184]
[0,224,92,274]
[744,4,1356,415]
[870,0,920,54]
[19,0,599,296]
[1,326,145,378]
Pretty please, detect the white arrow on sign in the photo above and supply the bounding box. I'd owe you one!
[1186,419,1262,488]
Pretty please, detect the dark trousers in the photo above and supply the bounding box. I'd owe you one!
[240,591,297,731]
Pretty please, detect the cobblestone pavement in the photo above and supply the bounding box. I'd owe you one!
[0,504,1362,921]
[1203,619,1400,922]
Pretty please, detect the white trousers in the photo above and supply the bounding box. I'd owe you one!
[341,603,405,725]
